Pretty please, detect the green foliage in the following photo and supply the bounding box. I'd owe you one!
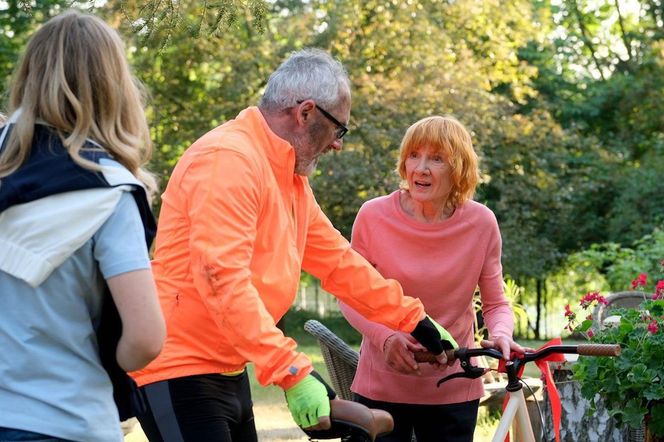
[477,110,580,279]
[282,308,362,347]
[571,297,664,434]
[0,0,83,94]
[608,155,664,245]
[567,229,664,293]
[521,0,664,253]
[3,0,664,329]
[475,278,529,340]
[101,2,278,208]
[114,1,268,45]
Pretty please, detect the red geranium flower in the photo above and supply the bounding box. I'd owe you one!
[580,291,608,308]
[632,273,648,289]
[647,320,659,334]
[654,280,664,300]
[564,303,575,319]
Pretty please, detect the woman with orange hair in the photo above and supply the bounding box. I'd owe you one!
[339,116,525,442]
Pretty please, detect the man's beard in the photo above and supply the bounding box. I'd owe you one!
[293,124,325,176]
[295,156,319,176]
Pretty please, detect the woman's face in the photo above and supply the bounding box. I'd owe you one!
[404,145,453,208]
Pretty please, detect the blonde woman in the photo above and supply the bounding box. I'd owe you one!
[339,116,526,442]
[0,10,165,442]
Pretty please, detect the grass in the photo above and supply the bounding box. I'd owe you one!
[247,308,354,403]
[247,343,332,404]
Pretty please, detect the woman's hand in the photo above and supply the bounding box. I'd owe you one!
[480,336,532,360]
[382,332,427,375]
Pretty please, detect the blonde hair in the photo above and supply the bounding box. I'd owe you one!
[0,10,156,197]
[396,116,479,208]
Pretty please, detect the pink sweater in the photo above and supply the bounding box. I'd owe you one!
[339,191,513,405]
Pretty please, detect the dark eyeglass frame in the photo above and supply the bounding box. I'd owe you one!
[296,100,349,139]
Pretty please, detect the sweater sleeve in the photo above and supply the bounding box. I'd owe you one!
[338,202,396,350]
[478,212,513,339]
[184,150,311,389]
[301,195,425,334]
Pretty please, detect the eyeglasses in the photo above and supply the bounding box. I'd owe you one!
[297,100,349,139]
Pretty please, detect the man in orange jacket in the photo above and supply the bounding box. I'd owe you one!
[131,48,456,442]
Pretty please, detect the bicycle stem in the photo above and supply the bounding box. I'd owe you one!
[504,361,523,392]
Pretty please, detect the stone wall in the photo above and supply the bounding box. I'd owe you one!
[541,362,629,442]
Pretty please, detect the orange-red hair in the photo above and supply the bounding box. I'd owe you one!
[396,116,479,208]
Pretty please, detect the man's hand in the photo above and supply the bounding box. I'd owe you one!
[383,332,427,374]
[410,315,458,365]
[285,374,331,430]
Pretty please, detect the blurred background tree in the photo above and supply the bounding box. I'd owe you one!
[1,0,662,339]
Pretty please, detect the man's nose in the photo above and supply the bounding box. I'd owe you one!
[330,138,343,151]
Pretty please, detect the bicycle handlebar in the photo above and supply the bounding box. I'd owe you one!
[413,344,620,386]
[576,343,621,356]
[413,343,620,364]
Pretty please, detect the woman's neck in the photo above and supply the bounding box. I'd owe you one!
[399,190,454,224]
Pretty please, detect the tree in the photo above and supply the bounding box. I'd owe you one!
[113,0,268,46]
[6,0,655,337]
[521,0,664,250]
[0,0,84,92]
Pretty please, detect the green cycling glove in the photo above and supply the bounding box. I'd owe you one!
[284,374,331,428]
[411,315,459,355]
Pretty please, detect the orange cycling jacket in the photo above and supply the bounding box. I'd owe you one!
[131,107,425,390]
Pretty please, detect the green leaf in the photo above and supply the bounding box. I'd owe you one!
[643,383,664,401]
[579,319,593,332]
[650,403,664,437]
[622,398,647,428]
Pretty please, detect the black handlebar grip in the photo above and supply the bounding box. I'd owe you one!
[577,344,621,356]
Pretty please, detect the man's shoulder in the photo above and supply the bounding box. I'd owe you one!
[177,122,266,172]
[190,120,260,155]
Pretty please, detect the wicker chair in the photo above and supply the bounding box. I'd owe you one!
[303,319,359,401]
[304,319,530,441]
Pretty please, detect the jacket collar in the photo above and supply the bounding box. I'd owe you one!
[236,107,298,183]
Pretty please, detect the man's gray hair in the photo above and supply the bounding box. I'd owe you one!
[260,48,350,111]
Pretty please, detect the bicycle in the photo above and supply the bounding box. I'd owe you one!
[415,342,621,442]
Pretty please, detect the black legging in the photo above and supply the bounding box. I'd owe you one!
[354,394,479,442]
[134,372,257,442]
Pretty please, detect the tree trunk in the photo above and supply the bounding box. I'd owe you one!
[535,279,543,340]
[613,0,634,62]
[568,0,608,81]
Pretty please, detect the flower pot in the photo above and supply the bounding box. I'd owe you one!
[627,423,664,442]
[628,424,645,442]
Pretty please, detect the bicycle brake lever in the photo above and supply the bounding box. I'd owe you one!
[436,371,468,386]
[436,348,488,387]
